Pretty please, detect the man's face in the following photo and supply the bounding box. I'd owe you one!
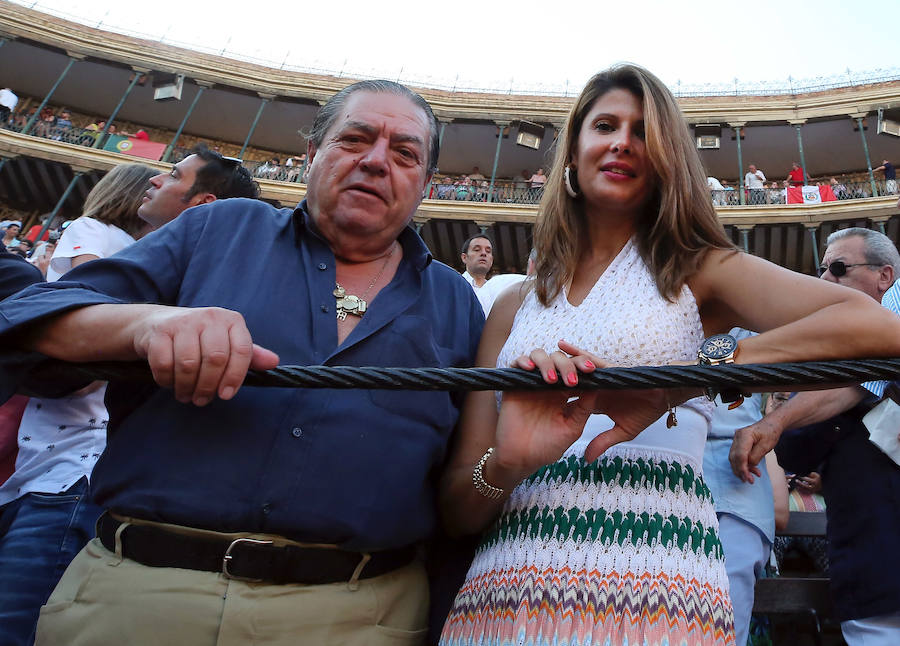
[462,237,493,276]
[138,155,211,229]
[749,165,757,173]
[6,224,19,237]
[820,235,890,300]
[305,91,432,248]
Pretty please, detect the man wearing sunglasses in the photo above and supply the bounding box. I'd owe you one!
[731,227,900,645]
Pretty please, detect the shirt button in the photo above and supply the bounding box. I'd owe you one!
[318,263,327,270]
[262,503,272,515]
[291,427,303,438]
[320,304,329,313]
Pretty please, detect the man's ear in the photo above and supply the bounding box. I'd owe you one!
[460,253,467,265]
[880,265,895,292]
[306,141,317,167]
[185,192,217,209]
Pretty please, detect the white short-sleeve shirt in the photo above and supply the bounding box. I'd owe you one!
[47,216,135,281]
[0,216,135,505]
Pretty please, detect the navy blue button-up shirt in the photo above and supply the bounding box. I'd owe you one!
[0,199,484,550]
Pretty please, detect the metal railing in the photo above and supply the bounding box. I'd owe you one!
[429,179,544,204]
[710,180,896,207]
[246,160,306,184]
[1,119,115,148]
[3,114,897,206]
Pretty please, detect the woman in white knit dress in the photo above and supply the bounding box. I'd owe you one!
[438,65,900,646]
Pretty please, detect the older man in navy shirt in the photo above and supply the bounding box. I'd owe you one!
[0,80,484,646]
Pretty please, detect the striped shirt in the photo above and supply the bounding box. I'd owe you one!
[862,279,900,398]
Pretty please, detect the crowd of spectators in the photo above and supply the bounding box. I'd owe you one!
[430,166,548,203]
[1,218,64,278]
[3,85,898,208]
[709,160,898,207]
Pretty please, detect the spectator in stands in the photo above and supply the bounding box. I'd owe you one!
[460,234,493,291]
[703,328,776,646]
[0,163,157,646]
[469,166,485,181]
[874,159,897,195]
[436,175,455,199]
[80,120,107,146]
[707,176,725,206]
[137,146,259,230]
[731,227,900,645]
[34,107,56,139]
[2,220,22,248]
[53,109,73,141]
[460,234,526,316]
[0,80,483,645]
[285,154,305,182]
[744,164,767,205]
[514,169,531,201]
[17,238,34,258]
[768,181,785,204]
[830,176,849,200]
[28,238,56,278]
[256,156,281,180]
[528,167,547,200]
[454,174,473,201]
[0,87,18,124]
[786,161,805,186]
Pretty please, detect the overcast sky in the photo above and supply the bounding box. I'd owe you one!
[15,0,898,94]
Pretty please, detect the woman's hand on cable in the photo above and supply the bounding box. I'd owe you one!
[489,341,605,486]
[583,358,703,460]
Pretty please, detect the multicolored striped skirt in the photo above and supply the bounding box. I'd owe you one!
[441,449,735,646]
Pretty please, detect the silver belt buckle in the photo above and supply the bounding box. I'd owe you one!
[222,537,274,582]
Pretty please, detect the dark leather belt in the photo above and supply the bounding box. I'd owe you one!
[97,513,415,585]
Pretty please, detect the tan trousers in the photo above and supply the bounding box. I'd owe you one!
[36,537,428,646]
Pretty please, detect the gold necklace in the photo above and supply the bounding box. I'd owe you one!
[334,244,396,320]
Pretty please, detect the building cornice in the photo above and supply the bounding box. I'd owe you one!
[1,1,898,125]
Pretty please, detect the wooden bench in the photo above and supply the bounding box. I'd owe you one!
[752,512,832,646]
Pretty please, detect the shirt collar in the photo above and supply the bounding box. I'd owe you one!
[294,200,432,271]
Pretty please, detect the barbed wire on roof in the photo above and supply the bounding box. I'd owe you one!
[14,1,900,99]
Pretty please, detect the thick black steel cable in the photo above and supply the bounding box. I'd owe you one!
[44,358,900,391]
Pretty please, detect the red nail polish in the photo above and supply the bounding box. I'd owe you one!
[526,359,535,368]
[547,370,557,382]
[584,361,595,370]
[567,372,578,385]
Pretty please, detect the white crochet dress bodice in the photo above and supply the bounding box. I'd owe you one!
[496,237,714,469]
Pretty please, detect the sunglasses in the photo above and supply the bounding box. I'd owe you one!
[210,152,243,168]
[817,260,881,277]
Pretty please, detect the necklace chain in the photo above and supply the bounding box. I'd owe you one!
[334,243,396,320]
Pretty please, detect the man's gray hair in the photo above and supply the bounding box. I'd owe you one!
[307,80,440,174]
[826,227,900,274]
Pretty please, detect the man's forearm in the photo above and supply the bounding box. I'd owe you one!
[26,303,161,362]
[768,385,866,432]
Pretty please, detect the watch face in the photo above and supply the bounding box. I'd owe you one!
[702,334,737,360]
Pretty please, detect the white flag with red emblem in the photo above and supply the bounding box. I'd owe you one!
[786,185,837,204]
